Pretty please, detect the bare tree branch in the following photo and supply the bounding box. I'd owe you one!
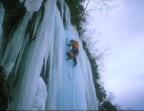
[84,0,119,14]
[84,0,91,14]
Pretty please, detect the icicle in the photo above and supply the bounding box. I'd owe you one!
[0,2,4,60]
[15,10,42,75]
[0,12,33,75]
[0,2,4,37]
[58,0,64,19]
[45,5,65,110]
[9,0,57,110]
[63,2,72,31]
[24,0,43,12]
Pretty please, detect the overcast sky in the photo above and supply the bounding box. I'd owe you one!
[86,0,144,110]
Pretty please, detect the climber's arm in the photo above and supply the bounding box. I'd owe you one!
[66,42,72,47]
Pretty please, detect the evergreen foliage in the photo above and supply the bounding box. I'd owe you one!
[100,100,118,111]
[65,0,86,36]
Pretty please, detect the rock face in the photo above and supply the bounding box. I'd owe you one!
[0,0,98,110]
[0,66,9,110]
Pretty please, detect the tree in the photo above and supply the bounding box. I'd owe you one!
[65,0,86,36]
[100,100,118,111]
[84,0,119,14]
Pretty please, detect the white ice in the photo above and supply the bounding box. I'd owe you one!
[0,2,4,58]
[24,0,43,12]
[32,76,47,110]
[0,12,33,75]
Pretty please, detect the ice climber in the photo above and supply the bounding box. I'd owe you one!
[66,39,79,66]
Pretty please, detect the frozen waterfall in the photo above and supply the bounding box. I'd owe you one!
[0,0,98,110]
